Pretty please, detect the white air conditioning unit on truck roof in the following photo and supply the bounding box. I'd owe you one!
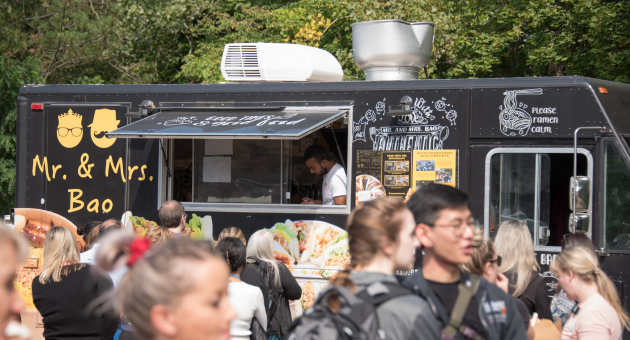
[221,43,343,82]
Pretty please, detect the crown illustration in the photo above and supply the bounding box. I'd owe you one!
[58,109,83,127]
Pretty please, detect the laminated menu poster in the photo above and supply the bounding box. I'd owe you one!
[355,151,387,205]
[381,151,412,201]
[412,150,457,189]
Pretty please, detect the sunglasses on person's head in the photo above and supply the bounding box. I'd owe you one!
[488,255,502,267]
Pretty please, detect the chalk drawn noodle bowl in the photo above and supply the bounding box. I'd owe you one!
[500,107,532,136]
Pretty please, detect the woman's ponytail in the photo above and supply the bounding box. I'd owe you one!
[330,268,355,292]
[593,269,630,330]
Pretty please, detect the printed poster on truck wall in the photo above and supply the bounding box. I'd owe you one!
[412,150,457,190]
[382,151,412,201]
[355,149,458,205]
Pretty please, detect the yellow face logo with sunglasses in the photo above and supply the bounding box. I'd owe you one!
[57,109,83,148]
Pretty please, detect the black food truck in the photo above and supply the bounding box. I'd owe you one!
[10,19,630,337]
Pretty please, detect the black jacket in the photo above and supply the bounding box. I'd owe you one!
[403,271,527,340]
[506,270,553,320]
[242,257,302,337]
[33,265,118,340]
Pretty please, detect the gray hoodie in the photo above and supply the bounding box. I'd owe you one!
[350,271,441,340]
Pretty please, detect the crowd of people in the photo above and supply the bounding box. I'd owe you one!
[1,184,629,340]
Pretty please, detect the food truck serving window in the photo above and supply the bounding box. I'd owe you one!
[108,105,352,213]
[106,107,348,139]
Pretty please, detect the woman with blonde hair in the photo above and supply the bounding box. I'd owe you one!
[96,233,236,340]
[146,225,174,244]
[552,246,629,339]
[32,226,118,339]
[217,226,247,246]
[241,230,301,340]
[495,219,552,319]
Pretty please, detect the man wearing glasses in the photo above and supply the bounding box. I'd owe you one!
[404,183,527,340]
[158,200,187,236]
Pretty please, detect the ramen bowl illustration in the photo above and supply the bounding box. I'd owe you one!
[499,107,532,136]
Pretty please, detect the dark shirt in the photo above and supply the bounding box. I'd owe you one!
[514,297,531,331]
[242,259,301,336]
[427,279,485,338]
[33,264,118,340]
[242,261,302,314]
[506,270,553,320]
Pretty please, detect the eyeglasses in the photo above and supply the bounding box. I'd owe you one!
[57,127,83,137]
[431,218,477,237]
[182,214,188,220]
[488,255,502,267]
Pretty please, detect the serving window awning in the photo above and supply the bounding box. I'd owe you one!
[107,106,348,139]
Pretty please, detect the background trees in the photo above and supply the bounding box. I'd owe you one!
[1,0,628,213]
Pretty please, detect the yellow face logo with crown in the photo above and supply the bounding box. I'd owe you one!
[57,109,83,148]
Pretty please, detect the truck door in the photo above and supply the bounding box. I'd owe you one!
[599,137,630,314]
[474,146,594,295]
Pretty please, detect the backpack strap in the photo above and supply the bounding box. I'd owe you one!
[442,275,485,340]
[355,281,413,307]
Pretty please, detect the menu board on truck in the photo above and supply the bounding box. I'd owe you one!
[412,150,457,190]
[355,149,458,205]
[381,151,412,201]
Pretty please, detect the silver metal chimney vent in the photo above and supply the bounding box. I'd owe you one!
[351,20,434,81]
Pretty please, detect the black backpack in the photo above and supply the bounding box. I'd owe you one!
[286,281,412,340]
[248,258,291,337]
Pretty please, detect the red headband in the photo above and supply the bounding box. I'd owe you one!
[127,238,151,266]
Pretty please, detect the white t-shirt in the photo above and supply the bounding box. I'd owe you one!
[227,281,267,340]
[80,243,128,288]
[322,163,347,205]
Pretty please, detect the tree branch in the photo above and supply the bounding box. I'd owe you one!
[108,62,143,83]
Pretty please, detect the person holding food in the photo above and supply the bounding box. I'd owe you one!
[32,226,118,340]
[301,145,346,205]
[95,233,236,340]
[0,225,29,339]
[242,230,301,340]
[217,237,267,340]
[158,200,187,235]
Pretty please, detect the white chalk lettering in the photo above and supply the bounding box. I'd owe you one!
[533,117,558,124]
[531,126,553,133]
[532,107,557,114]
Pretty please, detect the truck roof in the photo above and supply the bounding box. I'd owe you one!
[19,75,626,94]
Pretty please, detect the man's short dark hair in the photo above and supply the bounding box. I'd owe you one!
[98,219,123,240]
[406,183,469,226]
[302,144,332,163]
[158,200,185,228]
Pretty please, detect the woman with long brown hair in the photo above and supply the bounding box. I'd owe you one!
[338,198,439,340]
[32,226,118,339]
[552,246,629,339]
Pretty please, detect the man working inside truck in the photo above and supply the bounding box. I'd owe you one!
[301,144,347,205]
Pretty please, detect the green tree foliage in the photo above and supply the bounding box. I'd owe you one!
[0,0,629,214]
[0,56,43,214]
